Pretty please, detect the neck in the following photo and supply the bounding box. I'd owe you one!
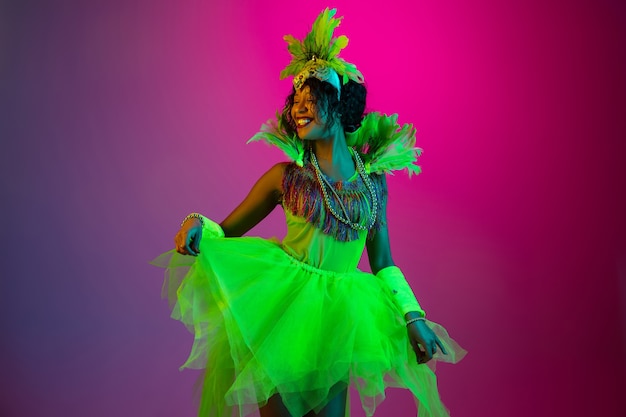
[309,127,355,181]
[310,126,345,157]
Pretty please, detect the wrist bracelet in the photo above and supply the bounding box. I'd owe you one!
[181,213,205,227]
[406,317,426,326]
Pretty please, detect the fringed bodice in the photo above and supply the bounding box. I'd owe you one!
[282,160,387,242]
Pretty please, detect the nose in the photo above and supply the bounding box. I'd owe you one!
[293,100,307,113]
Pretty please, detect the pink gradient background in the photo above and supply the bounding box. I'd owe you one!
[1,1,625,416]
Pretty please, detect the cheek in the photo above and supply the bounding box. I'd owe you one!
[314,110,327,126]
[311,107,321,123]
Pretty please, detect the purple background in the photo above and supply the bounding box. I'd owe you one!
[1,1,625,416]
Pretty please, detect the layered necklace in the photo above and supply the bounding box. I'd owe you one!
[310,148,378,231]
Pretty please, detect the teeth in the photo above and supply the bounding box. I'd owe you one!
[297,118,311,126]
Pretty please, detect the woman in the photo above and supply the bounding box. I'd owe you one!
[154,8,464,417]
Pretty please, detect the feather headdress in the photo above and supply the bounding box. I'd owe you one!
[280,8,364,94]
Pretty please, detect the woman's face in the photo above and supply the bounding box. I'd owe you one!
[290,86,328,140]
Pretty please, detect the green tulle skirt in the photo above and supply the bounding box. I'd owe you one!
[152,227,465,417]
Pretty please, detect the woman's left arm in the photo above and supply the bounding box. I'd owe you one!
[366,176,447,364]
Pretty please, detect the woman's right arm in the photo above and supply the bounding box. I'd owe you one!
[219,162,287,237]
[175,162,287,255]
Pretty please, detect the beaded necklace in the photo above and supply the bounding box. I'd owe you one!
[310,148,378,231]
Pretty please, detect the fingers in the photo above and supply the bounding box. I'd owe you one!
[174,228,201,256]
[436,337,448,356]
[415,342,433,362]
[174,234,187,255]
[184,233,199,256]
[425,343,435,361]
[427,334,448,358]
[411,338,430,364]
[425,336,447,360]
[191,230,202,255]
[412,341,427,364]
[410,327,448,365]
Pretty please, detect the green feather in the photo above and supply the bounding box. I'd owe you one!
[281,8,363,85]
[346,112,421,175]
[247,113,304,165]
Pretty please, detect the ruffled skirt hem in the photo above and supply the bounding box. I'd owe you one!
[152,226,465,417]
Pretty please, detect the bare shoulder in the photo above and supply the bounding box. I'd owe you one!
[258,162,290,194]
[264,162,289,182]
[267,161,290,176]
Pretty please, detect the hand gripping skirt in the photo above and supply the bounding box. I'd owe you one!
[152,223,465,417]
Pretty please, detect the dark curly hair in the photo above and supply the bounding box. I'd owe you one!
[280,77,367,138]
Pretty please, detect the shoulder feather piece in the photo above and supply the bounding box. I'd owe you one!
[247,112,305,167]
[248,112,421,175]
[346,112,422,176]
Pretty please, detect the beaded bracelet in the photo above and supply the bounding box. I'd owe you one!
[180,213,205,227]
[406,317,426,326]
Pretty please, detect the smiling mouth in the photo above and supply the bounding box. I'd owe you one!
[296,118,312,128]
